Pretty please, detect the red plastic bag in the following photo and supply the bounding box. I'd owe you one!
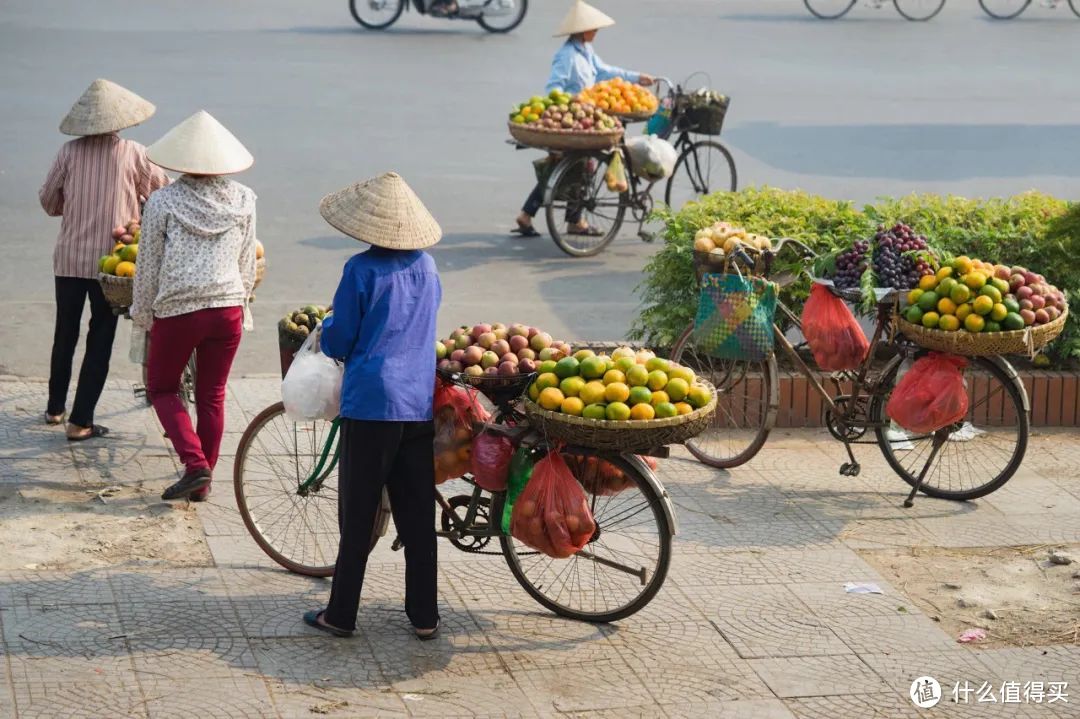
[510,450,596,558]
[803,284,870,372]
[565,454,658,496]
[886,353,969,434]
[433,378,490,484]
[471,431,513,492]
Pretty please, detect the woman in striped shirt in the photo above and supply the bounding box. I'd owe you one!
[39,79,169,441]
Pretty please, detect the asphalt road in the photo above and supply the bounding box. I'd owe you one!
[1,0,1078,379]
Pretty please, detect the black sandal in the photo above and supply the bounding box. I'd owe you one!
[567,225,604,237]
[510,222,541,238]
[66,424,110,442]
[303,610,354,638]
[415,622,440,641]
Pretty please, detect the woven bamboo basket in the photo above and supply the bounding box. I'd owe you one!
[524,381,718,452]
[508,122,623,152]
[611,109,656,123]
[98,273,133,309]
[254,257,266,290]
[896,307,1068,357]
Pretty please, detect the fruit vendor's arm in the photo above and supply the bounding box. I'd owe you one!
[237,206,258,300]
[320,262,365,361]
[39,146,67,217]
[130,196,166,330]
[591,51,640,85]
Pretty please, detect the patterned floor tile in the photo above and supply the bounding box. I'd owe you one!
[748,654,888,698]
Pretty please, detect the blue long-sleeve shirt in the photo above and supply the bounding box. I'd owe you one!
[545,39,641,96]
[321,247,442,422]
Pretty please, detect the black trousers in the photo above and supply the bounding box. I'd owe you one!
[325,418,439,632]
[47,277,118,427]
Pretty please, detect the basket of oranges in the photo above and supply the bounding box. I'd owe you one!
[897,256,1069,357]
[577,78,660,122]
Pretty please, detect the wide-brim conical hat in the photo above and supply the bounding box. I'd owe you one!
[319,172,442,251]
[555,0,614,36]
[60,79,156,136]
[147,110,253,176]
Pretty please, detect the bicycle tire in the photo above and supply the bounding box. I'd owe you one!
[893,0,946,20]
[500,451,672,622]
[545,154,626,258]
[803,0,857,18]
[1069,0,1080,18]
[978,0,1031,18]
[477,0,528,32]
[669,322,776,469]
[664,140,737,211]
[349,0,405,29]
[871,356,1029,501]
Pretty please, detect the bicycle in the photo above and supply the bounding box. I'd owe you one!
[525,77,737,258]
[233,373,676,622]
[804,0,946,20]
[669,239,1029,507]
[110,308,196,409]
[349,0,528,33]
[979,0,1080,18]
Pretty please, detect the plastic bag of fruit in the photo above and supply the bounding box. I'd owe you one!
[565,454,658,496]
[802,283,870,372]
[625,135,677,180]
[886,353,969,434]
[433,378,490,484]
[510,450,596,559]
[281,332,342,422]
[471,431,514,492]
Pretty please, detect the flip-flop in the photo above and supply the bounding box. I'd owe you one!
[66,425,110,442]
[44,412,65,426]
[567,225,604,237]
[303,610,354,638]
[510,224,541,238]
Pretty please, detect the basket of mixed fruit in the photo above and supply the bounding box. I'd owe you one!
[509,90,623,151]
[576,78,659,122]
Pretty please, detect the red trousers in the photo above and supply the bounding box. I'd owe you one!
[147,307,243,475]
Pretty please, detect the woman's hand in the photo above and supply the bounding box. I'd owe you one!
[638,74,655,87]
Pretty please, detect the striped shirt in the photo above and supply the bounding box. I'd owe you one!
[39,134,170,279]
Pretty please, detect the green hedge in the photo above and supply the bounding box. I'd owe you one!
[631,187,1080,364]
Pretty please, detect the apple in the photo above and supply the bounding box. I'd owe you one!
[491,339,511,357]
[527,326,540,339]
[500,352,519,365]
[508,324,529,338]
[463,346,484,366]
[493,328,509,341]
[1034,309,1050,325]
[498,361,518,376]
[509,335,529,353]
[1016,285,1033,300]
[492,322,507,331]
[472,324,492,338]
[443,338,457,352]
[437,358,451,370]
[483,366,499,376]
[481,351,500,369]
[436,341,447,360]
[517,347,536,361]
[1030,295,1046,310]
[530,332,553,352]
[477,332,496,349]
[1046,307,1061,321]
[1020,309,1036,326]
[1009,275,1026,292]
[451,349,465,363]
[994,266,1011,281]
[447,360,463,373]
[1019,299,1034,311]
[518,358,537,374]
[464,365,485,377]
[1023,271,1039,286]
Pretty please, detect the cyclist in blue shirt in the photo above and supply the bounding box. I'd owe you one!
[303,172,444,641]
[512,0,653,238]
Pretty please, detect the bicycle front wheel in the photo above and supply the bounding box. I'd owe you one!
[871,356,1029,501]
[804,0,857,18]
[349,0,405,28]
[664,140,737,213]
[501,451,672,622]
[894,0,946,20]
[234,402,341,576]
[545,154,627,257]
[978,0,1031,18]
[669,323,776,469]
[477,0,528,32]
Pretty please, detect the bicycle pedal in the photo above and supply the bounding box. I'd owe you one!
[133,386,147,398]
[839,462,862,477]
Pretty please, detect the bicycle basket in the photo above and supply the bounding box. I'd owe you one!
[676,93,730,136]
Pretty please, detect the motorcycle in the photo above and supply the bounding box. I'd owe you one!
[349,0,527,33]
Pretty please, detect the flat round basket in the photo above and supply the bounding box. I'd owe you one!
[524,381,718,453]
[611,109,656,123]
[437,368,536,404]
[508,122,623,152]
[896,307,1068,357]
[98,273,133,310]
[254,257,266,290]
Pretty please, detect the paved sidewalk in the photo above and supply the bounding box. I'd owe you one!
[1,376,1078,718]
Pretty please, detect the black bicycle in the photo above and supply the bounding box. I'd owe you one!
[979,0,1080,18]
[804,0,946,20]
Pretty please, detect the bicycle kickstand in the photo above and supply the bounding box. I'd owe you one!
[902,429,949,508]
[839,440,860,477]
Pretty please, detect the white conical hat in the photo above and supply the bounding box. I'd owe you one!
[59,79,156,136]
[146,111,253,175]
[555,0,614,36]
[319,172,442,251]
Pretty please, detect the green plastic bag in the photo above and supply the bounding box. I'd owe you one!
[501,446,536,534]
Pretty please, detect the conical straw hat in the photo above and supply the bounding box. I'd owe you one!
[319,172,442,251]
[554,0,614,36]
[60,79,156,136]
[147,111,253,176]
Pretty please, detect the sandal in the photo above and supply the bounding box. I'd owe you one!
[45,412,65,426]
[415,622,440,641]
[510,222,541,238]
[66,424,110,442]
[303,610,354,638]
[567,225,604,237]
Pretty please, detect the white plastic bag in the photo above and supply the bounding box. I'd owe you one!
[129,326,147,364]
[281,330,342,421]
[626,135,678,180]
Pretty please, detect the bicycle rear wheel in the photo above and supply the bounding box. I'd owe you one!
[893,0,946,20]
[545,154,627,257]
[669,323,776,469]
[663,140,737,213]
[978,0,1031,18]
[871,356,1029,501]
[804,0,857,18]
[234,402,341,576]
[501,451,672,622]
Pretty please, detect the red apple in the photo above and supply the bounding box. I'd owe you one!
[517,347,536,361]
[994,266,1011,281]
[530,332,552,352]
[1020,309,1036,326]
[462,346,484,366]
[498,362,518,376]
[471,324,492,338]
[483,366,499,376]
[491,339,510,357]
[1034,309,1050,325]
[1019,299,1034,311]
[451,349,465,363]
[509,335,529,353]
[527,327,540,339]
[1016,286,1033,300]
[1030,295,1046,310]
[518,358,537,374]
[1009,275,1026,292]
[500,352,519,365]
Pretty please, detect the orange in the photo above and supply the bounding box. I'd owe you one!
[628,386,653,406]
[647,370,668,391]
[602,369,626,385]
[650,390,670,407]
[921,311,940,329]
[538,387,565,411]
[101,255,122,275]
[119,244,138,262]
[952,256,974,275]
[964,314,985,333]
[918,275,939,291]
[560,376,586,397]
[113,242,125,253]
[972,295,994,316]
[949,284,971,305]
[536,372,560,391]
[990,303,1008,322]
[955,303,973,322]
[674,402,694,415]
[654,402,678,418]
[630,403,656,421]
[907,288,924,306]
[580,381,606,406]
[114,261,136,278]
[666,378,690,401]
[936,266,953,281]
[604,382,630,403]
[963,272,987,290]
[561,396,585,416]
[626,365,649,387]
[687,386,712,409]
[937,298,957,316]
[605,402,632,421]
[938,314,961,332]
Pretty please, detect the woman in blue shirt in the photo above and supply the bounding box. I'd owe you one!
[512,0,653,238]
[303,172,444,640]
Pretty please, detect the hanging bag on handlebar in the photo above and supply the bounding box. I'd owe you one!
[802,283,869,372]
[692,261,777,362]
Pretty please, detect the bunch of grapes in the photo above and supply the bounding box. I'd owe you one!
[832,239,869,290]
[872,223,933,290]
